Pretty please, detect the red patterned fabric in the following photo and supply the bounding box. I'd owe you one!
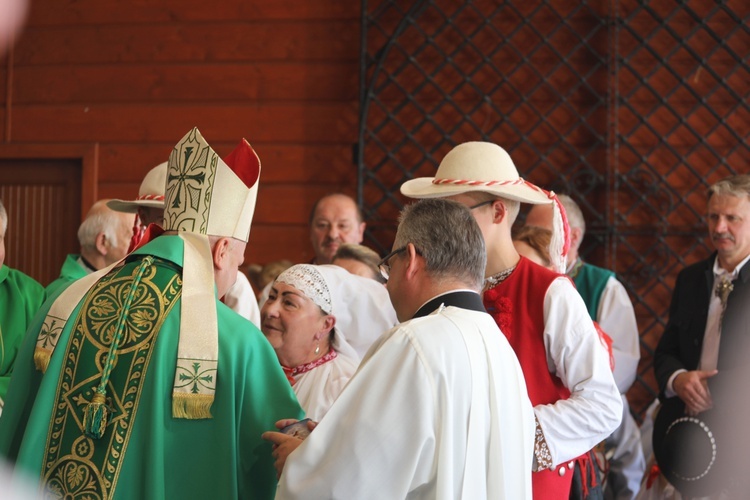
[484,257,571,406]
[281,348,338,387]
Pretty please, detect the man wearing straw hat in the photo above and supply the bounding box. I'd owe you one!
[401,141,622,499]
[0,128,303,499]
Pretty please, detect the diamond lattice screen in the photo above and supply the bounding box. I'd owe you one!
[358,0,749,420]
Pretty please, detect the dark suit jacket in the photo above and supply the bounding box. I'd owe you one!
[654,253,750,397]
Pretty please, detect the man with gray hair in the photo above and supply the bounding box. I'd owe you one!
[651,174,750,497]
[0,200,45,414]
[264,198,535,499]
[526,194,644,499]
[45,199,133,297]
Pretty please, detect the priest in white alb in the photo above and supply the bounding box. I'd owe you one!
[263,198,535,499]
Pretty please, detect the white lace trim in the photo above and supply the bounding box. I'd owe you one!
[275,264,333,314]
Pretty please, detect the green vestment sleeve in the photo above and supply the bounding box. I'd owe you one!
[0,265,45,401]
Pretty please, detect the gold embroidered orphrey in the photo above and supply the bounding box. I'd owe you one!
[41,260,181,499]
[164,127,218,235]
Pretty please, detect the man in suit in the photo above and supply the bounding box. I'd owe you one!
[655,174,750,413]
[653,174,750,497]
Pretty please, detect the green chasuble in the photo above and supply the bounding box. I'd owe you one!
[45,254,89,298]
[0,235,303,499]
[0,265,45,401]
[568,259,615,322]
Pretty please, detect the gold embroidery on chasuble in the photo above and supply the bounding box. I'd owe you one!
[41,258,182,499]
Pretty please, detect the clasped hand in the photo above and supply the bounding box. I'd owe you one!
[261,418,318,479]
[673,369,718,416]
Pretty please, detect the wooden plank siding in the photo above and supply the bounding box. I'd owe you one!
[1,0,363,270]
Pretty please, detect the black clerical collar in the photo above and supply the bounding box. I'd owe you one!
[79,255,98,273]
[412,290,486,319]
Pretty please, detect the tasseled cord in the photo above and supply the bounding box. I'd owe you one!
[82,256,154,439]
[547,191,571,274]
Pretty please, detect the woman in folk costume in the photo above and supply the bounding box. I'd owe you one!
[262,263,397,421]
[0,128,303,499]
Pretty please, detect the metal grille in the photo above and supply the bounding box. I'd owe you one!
[358,0,749,421]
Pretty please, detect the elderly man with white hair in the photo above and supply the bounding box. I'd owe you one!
[45,199,133,297]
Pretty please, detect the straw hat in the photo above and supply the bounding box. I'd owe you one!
[400,141,551,204]
[107,162,168,213]
[401,141,571,273]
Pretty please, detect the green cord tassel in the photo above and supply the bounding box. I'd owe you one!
[83,393,109,439]
[82,257,154,440]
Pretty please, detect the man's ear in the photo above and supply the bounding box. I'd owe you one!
[212,237,231,270]
[95,232,109,256]
[490,200,507,225]
[403,242,422,280]
[570,227,583,251]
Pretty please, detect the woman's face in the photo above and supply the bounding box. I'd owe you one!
[261,281,333,367]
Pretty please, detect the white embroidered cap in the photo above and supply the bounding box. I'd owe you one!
[276,264,334,315]
[273,264,398,359]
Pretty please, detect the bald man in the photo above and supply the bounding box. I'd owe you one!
[309,194,366,265]
[46,199,133,297]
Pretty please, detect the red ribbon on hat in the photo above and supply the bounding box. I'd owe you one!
[136,194,165,202]
[432,176,571,272]
[432,177,545,193]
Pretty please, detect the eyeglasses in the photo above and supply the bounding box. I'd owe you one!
[469,200,494,210]
[378,246,407,282]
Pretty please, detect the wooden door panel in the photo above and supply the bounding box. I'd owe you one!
[0,159,81,286]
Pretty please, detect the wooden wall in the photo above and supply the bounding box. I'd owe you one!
[0,0,362,269]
